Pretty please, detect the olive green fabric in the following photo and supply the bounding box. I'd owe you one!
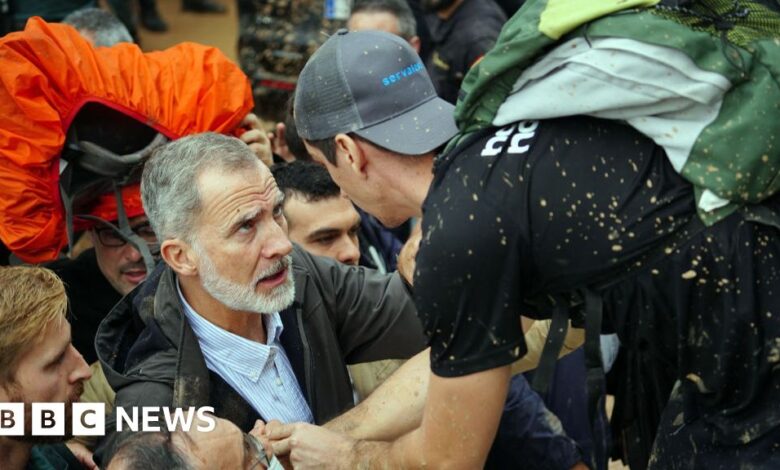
[452,0,780,225]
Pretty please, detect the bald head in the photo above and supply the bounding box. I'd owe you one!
[348,0,421,52]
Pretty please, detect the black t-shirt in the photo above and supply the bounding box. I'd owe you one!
[417,116,693,377]
[416,114,780,456]
[48,249,121,364]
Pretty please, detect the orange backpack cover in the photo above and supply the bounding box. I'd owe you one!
[0,18,253,263]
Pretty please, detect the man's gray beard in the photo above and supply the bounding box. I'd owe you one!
[195,244,295,314]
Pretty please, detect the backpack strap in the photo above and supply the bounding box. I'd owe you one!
[76,182,160,275]
[530,297,570,395]
[583,288,608,470]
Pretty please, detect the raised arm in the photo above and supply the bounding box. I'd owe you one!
[267,364,511,469]
[326,347,430,440]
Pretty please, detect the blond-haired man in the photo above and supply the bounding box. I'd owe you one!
[0,266,93,470]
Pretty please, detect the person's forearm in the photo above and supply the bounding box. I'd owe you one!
[347,366,510,470]
[326,348,430,440]
[347,428,427,469]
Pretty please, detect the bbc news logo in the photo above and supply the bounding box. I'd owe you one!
[0,403,216,436]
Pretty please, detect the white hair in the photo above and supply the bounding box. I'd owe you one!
[141,132,263,242]
[63,7,133,47]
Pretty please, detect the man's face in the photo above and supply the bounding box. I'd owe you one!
[348,11,402,37]
[347,10,421,53]
[305,140,408,228]
[285,193,361,266]
[0,320,91,442]
[190,165,295,314]
[108,417,269,470]
[421,0,459,12]
[172,417,267,469]
[91,215,155,296]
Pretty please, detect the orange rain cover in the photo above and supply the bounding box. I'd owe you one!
[0,18,254,263]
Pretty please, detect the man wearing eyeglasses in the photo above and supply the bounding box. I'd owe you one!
[105,416,277,470]
[48,182,155,365]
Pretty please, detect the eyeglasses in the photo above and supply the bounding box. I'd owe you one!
[243,432,277,470]
[94,222,157,248]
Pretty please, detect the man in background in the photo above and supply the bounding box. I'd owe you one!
[348,0,421,53]
[0,266,93,470]
[62,7,132,46]
[272,160,404,400]
[422,0,506,103]
[48,184,153,364]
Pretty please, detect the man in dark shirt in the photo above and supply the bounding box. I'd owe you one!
[48,184,154,364]
[422,0,506,103]
[268,29,780,469]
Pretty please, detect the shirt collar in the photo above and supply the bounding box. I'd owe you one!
[175,278,285,378]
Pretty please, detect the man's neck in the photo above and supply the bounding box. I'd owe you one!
[437,0,465,20]
[0,438,32,470]
[178,277,267,344]
[377,153,435,220]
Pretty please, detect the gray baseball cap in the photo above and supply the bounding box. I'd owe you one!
[294,29,458,155]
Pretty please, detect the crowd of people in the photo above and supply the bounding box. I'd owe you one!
[1,1,779,469]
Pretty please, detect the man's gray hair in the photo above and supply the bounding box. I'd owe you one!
[62,7,133,47]
[350,0,418,41]
[141,132,262,242]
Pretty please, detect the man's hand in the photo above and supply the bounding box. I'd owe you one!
[249,419,271,454]
[250,420,293,470]
[266,422,356,470]
[239,113,273,167]
[66,440,98,470]
[268,122,296,163]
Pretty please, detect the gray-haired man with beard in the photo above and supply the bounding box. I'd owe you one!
[92,133,427,464]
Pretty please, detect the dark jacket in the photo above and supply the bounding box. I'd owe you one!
[26,444,85,470]
[94,245,426,463]
[48,249,121,364]
[424,0,506,103]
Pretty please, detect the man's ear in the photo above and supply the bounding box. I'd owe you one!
[160,239,198,276]
[409,36,422,54]
[334,134,368,178]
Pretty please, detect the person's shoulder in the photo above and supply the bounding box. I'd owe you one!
[46,248,97,276]
[96,265,176,381]
[460,0,507,25]
[440,120,544,167]
[290,242,330,281]
[290,244,345,300]
[26,443,84,470]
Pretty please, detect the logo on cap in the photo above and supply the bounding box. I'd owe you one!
[381,62,425,87]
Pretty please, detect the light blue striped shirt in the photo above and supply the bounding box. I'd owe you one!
[177,281,313,424]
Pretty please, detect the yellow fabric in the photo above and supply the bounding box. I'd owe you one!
[71,362,115,449]
[539,0,660,39]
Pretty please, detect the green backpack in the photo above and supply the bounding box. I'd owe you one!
[451,0,780,225]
